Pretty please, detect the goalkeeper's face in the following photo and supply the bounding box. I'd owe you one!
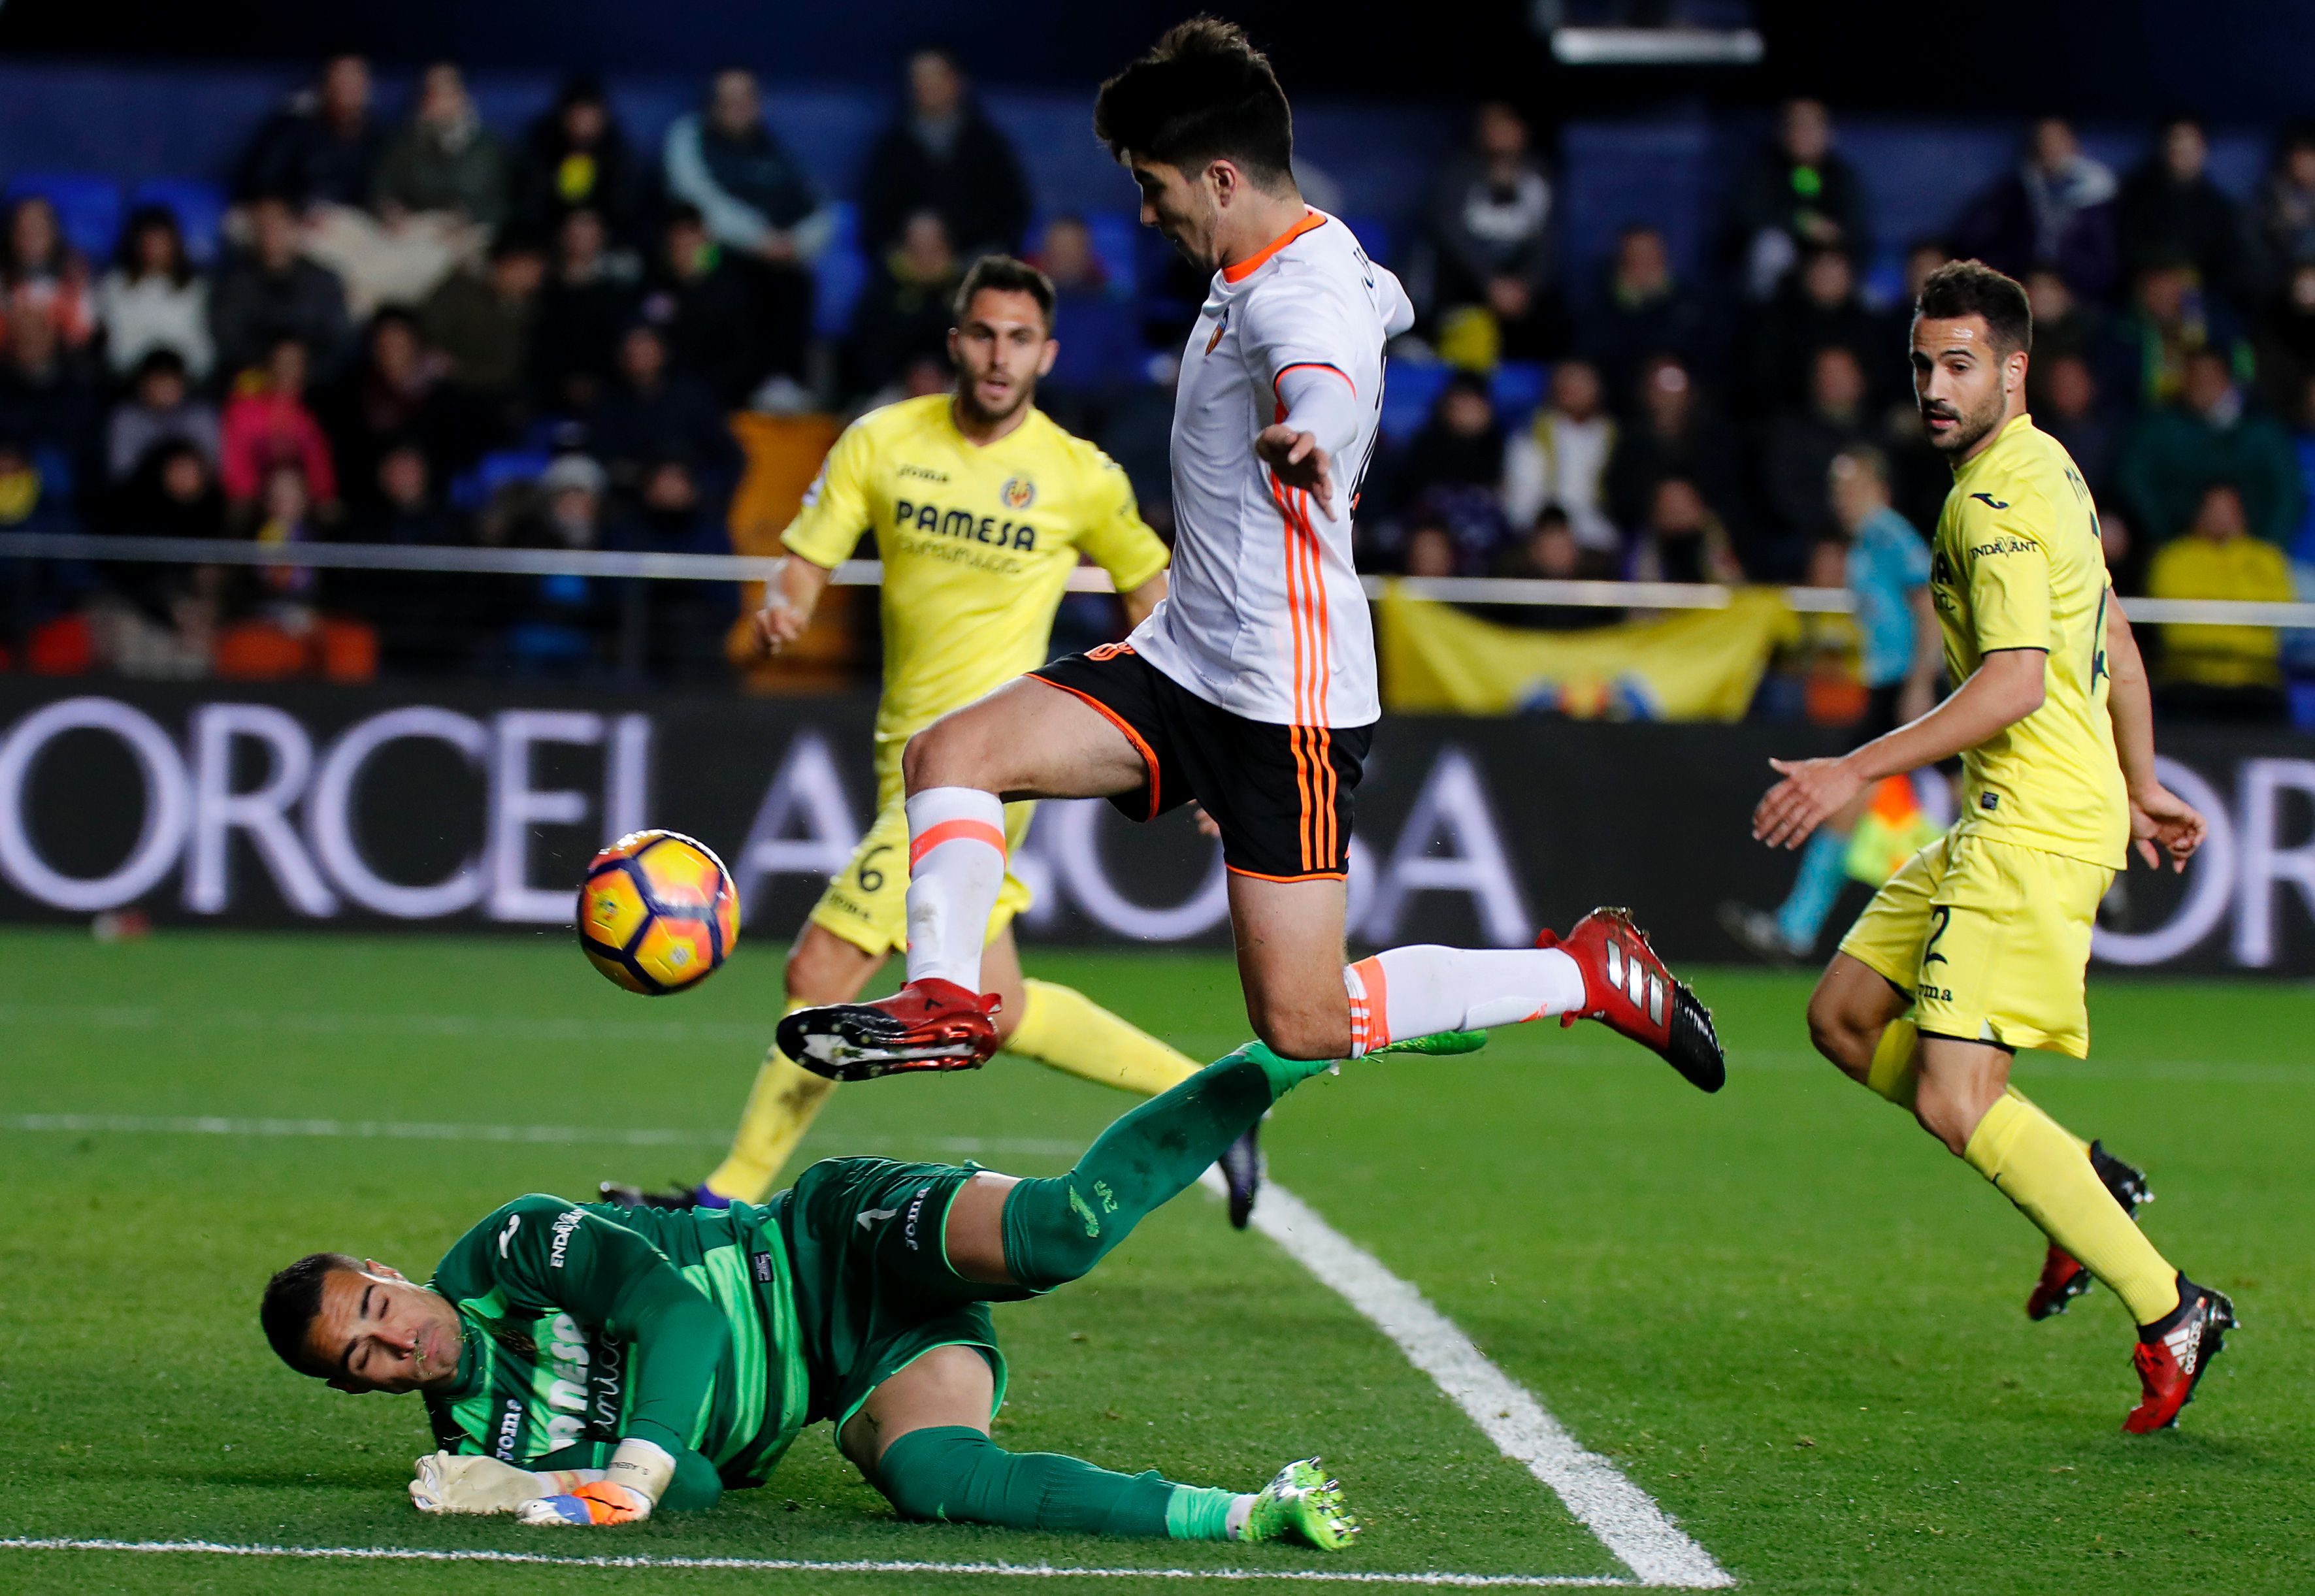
[310,1263,465,1395]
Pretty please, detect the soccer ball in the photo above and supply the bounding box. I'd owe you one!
[578,830,740,996]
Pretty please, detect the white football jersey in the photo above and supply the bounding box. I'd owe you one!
[1128,210,1413,728]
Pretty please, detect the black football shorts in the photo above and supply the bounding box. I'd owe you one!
[1030,643,1371,882]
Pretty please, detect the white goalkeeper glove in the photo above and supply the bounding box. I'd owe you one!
[409,1452,602,1515]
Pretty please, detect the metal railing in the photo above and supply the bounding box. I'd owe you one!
[3,531,2312,628]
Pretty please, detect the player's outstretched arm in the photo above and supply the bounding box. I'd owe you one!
[750,553,835,657]
[2102,602,2205,871]
[1753,648,2047,850]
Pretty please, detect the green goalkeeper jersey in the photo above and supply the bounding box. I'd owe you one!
[421,1196,810,1512]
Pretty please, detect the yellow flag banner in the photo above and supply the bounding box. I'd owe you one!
[1378,585,1802,720]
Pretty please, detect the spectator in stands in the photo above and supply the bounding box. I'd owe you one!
[1744,244,1881,409]
[2022,265,2099,373]
[499,451,617,675]
[1605,351,1746,546]
[1579,223,1709,405]
[343,440,467,670]
[209,197,352,379]
[1030,216,1143,422]
[235,55,384,212]
[1488,506,1618,630]
[512,74,645,247]
[2036,351,2118,500]
[2099,506,2146,598]
[2256,259,2315,415]
[533,208,641,415]
[353,440,461,545]
[1426,101,1566,362]
[2,195,97,355]
[591,321,742,510]
[625,453,736,679]
[419,234,546,435]
[220,336,337,508]
[1724,99,1869,299]
[107,349,220,481]
[1388,371,1513,574]
[373,62,510,238]
[1761,344,1872,578]
[2100,257,2246,411]
[1630,476,1743,585]
[859,48,1030,259]
[2147,480,2293,721]
[846,210,962,399]
[1400,519,1458,579]
[1504,358,1617,553]
[98,206,213,382]
[93,438,225,677]
[2118,346,2299,548]
[318,308,451,498]
[638,204,779,405]
[2116,116,2257,314]
[2258,123,2315,272]
[1950,117,2118,301]
[661,68,829,393]
[0,308,101,486]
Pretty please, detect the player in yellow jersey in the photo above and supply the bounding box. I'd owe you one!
[1750,261,2233,1433]
[604,256,1266,1224]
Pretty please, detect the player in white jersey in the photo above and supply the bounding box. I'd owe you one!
[781,19,1724,1095]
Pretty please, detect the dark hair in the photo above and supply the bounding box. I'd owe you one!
[261,1251,361,1378]
[116,204,194,285]
[132,346,189,385]
[953,253,1056,329]
[1914,258,2033,357]
[1092,17,1294,187]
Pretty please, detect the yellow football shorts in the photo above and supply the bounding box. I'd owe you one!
[1838,826,2116,1058]
[808,788,1036,958]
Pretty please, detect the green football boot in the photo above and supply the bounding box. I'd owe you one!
[1241,1458,1359,1550]
[1370,1029,1488,1058]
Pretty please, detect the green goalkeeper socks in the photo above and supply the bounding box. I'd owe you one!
[876,1425,1241,1539]
[1001,1046,1310,1292]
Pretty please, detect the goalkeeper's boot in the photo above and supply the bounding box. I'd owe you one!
[1547,907,1725,1092]
[1240,1458,1358,1550]
[778,978,1000,1081]
[2124,1277,2235,1433]
[2027,1141,2154,1320]
[597,1181,718,1211]
[1219,1122,1264,1230]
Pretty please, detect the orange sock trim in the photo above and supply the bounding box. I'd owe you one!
[909,819,1008,869]
[1347,954,1390,1054]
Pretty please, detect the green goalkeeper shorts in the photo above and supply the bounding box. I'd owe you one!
[770,1156,1032,1429]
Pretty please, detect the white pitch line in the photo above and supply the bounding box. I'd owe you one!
[0,1113,1079,1159]
[1213,1175,1732,1590]
[0,1537,1633,1588]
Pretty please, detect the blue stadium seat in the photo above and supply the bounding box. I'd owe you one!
[1491,361,1547,431]
[450,449,553,513]
[1379,359,1451,444]
[128,178,229,267]
[1081,212,1141,299]
[812,201,867,339]
[5,173,123,263]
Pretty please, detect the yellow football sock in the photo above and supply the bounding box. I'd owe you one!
[1004,979,1201,1097]
[704,1005,833,1204]
[1863,1017,1920,1107]
[1963,1094,2181,1325]
[2003,1084,2090,1155]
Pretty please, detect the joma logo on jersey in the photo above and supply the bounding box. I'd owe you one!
[898,463,949,483]
[1969,492,2010,510]
[493,1397,523,1461]
[893,498,1039,551]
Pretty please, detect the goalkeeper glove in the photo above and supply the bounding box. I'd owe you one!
[409,1452,600,1515]
[516,1479,652,1525]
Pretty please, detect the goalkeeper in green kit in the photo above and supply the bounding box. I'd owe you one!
[258,1040,1438,1545]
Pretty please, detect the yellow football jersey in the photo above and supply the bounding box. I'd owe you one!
[782,395,1170,783]
[1930,414,2129,868]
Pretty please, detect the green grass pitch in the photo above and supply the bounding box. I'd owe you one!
[1,928,2310,1593]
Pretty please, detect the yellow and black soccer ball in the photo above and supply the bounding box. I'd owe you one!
[577,830,740,996]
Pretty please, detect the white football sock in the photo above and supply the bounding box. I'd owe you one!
[902,787,1008,990]
[1343,945,1587,1056]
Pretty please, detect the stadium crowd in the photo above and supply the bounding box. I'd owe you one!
[0,61,2310,719]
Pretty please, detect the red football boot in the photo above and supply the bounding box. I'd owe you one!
[777,978,1001,1081]
[2124,1277,2235,1433]
[2028,1141,2154,1320]
[1545,907,1725,1092]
